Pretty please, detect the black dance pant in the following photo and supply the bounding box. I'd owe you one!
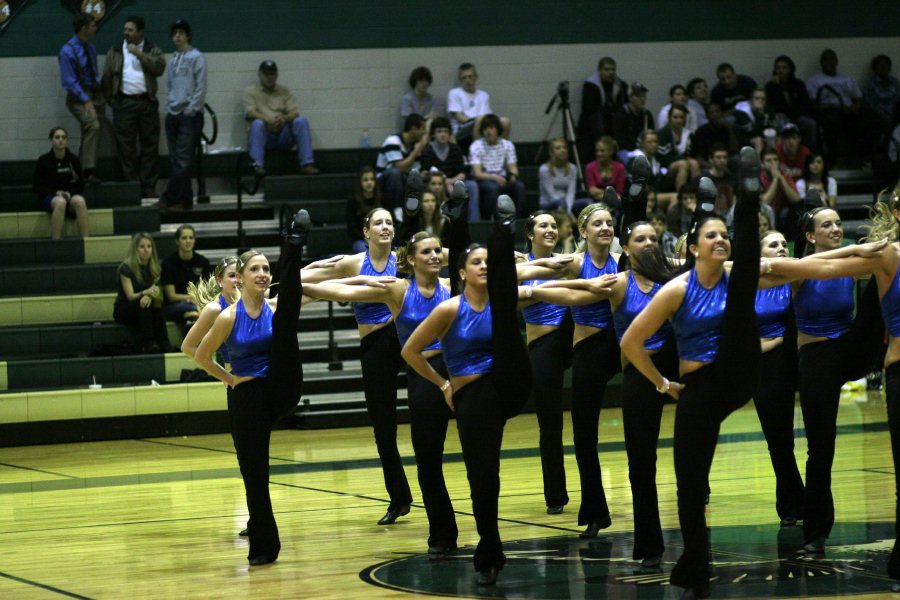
[407,355,457,548]
[360,322,412,510]
[669,184,761,592]
[113,300,169,350]
[229,239,305,561]
[754,344,805,521]
[885,361,900,579]
[622,339,678,561]
[798,277,884,544]
[528,328,569,508]
[571,329,617,525]
[453,223,532,572]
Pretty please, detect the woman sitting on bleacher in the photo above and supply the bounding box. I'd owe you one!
[113,232,170,353]
[32,126,90,240]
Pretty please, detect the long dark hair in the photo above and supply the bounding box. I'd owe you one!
[796,206,834,258]
[456,243,486,293]
[353,166,382,216]
[619,220,676,284]
[682,215,727,272]
[523,210,553,253]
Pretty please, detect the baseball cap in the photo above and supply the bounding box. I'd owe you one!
[259,60,278,73]
[781,123,801,137]
[170,19,191,37]
[630,82,648,95]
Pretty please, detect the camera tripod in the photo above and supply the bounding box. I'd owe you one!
[535,82,585,192]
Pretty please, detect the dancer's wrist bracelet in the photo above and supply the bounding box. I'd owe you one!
[656,378,670,394]
[440,380,451,391]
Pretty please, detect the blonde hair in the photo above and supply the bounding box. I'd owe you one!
[546,137,571,176]
[574,203,613,252]
[122,232,160,285]
[862,184,900,243]
[396,231,440,275]
[187,256,239,307]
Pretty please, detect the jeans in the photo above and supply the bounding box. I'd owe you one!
[248,117,314,168]
[161,112,203,208]
[476,179,526,219]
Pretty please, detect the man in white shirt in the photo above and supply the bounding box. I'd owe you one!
[101,16,166,198]
[447,63,511,142]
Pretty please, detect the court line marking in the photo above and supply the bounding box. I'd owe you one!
[0,461,78,479]
[0,571,92,599]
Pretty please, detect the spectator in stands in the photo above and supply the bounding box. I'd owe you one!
[864,54,900,134]
[425,170,448,205]
[551,209,576,254]
[760,147,799,230]
[400,66,440,129]
[765,55,818,151]
[157,19,207,212]
[585,136,626,201]
[346,166,381,253]
[665,184,697,238]
[114,232,170,353]
[161,224,211,330]
[376,113,428,221]
[539,138,582,215]
[101,15,166,199]
[414,188,449,238]
[775,123,811,180]
[700,143,736,191]
[657,84,699,133]
[710,62,757,117]
[657,105,701,192]
[796,152,837,208]
[629,130,677,211]
[691,102,743,162]
[469,114,525,217]
[419,116,479,217]
[244,60,318,178]
[686,77,710,129]
[612,82,653,162]
[447,63,510,142]
[59,12,103,185]
[578,57,629,159]
[733,88,783,153]
[649,211,678,258]
[806,48,875,163]
[32,126,90,239]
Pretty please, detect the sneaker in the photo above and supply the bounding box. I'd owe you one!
[284,209,311,246]
[738,146,762,195]
[627,154,651,199]
[442,180,469,221]
[696,177,717,219]
[494,194,516,233]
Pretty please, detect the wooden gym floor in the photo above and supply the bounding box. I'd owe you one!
[0,391,896,599]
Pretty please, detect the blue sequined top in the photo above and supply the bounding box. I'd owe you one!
[882,267,900,337]
[794,277,853,338]
[226,299,273,378]
[217,294,231,364]
[442,295,493,377]
[673,269,727,363]
[521,253,568,327]
[755,284,792,339]
[352,252,396,324]
[570,251,617,328]
[395,280,450,351]
[613,272,670,350]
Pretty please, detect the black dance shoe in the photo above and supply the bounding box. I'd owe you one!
[602,185,619,208]
[248,552,278,566]
[442,180,469,221]
[546,503,565,515]
[377,504,410,525]
[779,515,798,527]
[892,580,900,593]
[802,187,825,212]
[427,543,457,559]
[626,154,651,200]
[239,527,249,537]
[737,146,762,195]
[681,585,710,599]
[640,554,662,569]
[802,536,826,556]
[404,193,421,217]
[579,515,612,539]
[493,194,516,233]
[284,209,311,246]
[476,566,500,586]
[696,176,717,220]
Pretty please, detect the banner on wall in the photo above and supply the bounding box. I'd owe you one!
[62,0,131,29]
[0,0,34,34]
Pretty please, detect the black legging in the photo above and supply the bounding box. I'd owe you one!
[669,182,762,592]
[622,336,678,561]
[229,238,305,561]
[407,354,457,549]
[797,277,884,544]
[360,322,411,511]
[528,327,571,508]
[885,361,900,580]
[571,328,619,526]
[113,300,170,351]
[454,223,531,573]
[754,343,805,521]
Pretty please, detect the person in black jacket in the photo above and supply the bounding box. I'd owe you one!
[32,126,90,239]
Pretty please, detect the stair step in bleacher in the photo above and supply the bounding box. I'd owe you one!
[0,182,141,212]
[0,207,159,239]
[294,389,410,430]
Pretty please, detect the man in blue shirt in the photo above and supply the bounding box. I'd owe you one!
[59,12,103,184]
[157,19,207,211]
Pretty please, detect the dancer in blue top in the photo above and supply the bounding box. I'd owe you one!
[193,210,311,566]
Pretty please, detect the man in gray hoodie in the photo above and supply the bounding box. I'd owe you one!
[158,19,207,211]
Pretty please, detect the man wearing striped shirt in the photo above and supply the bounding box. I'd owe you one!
[375,114,428,222]
[469,114,525,219]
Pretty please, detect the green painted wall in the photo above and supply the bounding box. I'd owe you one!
[0,0,894,58]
